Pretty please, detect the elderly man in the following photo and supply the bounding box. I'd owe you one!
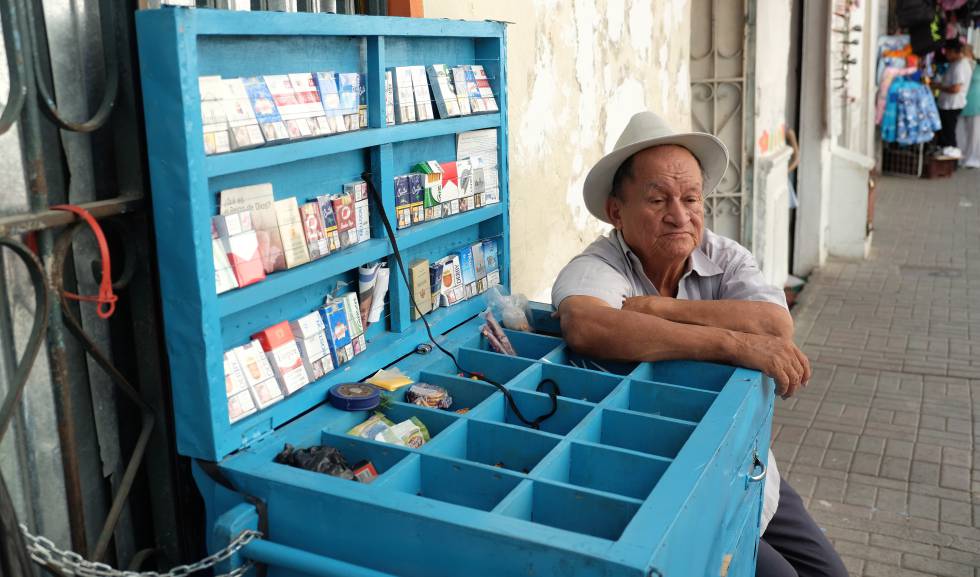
[552,112,847,577]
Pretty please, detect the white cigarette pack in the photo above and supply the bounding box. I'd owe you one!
[250,379,284,410]
[227,389,257,423]
[199,76,232,155]
[392,67,417,123]
[426,64,461,119]
[288,73,330,136]
[289,311,326,339]
[385,70,396,126]
[410,66,434,121]
[232,341,276,387]
[222,78,265,150]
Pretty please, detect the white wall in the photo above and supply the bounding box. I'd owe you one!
[423,0,692,303]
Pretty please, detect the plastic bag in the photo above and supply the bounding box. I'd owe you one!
[274,443,356,481]
[485,285,532,332]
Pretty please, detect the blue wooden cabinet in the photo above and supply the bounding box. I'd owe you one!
[136,8,773,576]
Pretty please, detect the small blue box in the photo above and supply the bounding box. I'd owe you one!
[318,301,353,366]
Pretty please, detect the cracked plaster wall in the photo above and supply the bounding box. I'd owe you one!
[424,0,691,303]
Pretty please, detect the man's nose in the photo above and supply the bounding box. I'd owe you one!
[663,198,690,227]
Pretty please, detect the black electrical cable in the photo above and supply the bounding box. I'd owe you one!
[0,238,51,577]
[360,171,560,429]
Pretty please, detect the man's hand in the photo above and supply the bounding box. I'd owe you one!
[733,332,811,399]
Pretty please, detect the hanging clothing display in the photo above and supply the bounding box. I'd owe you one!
[881,77,943,144]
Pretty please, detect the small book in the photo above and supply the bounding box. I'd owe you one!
[274,197,312,269]
[243,76,290,144]
[332,193,358,249]
[385,70,396,126]
[409,259,432,320]
[314,71,346,133]
[317,195,342,253]
[426,64,461,119]
[392,67,417,124]
[470,65,499,112]
[408,173,425,225]
[410,66,434,121]
[199,76,232,155]
[222,78,266,150]
[394,175,412,229]
[450,67,473,115]
[300,202,329,259]
[220,183,286,273]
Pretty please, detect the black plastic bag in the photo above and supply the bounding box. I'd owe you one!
[274,443,356,481]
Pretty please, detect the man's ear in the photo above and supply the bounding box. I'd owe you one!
[606,195,623,229]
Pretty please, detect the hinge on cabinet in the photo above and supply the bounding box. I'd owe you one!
[241,423,274,449]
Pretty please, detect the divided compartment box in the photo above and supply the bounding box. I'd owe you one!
[137,9,773,577]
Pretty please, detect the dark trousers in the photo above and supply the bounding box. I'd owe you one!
[756,479,849,577]
[939,108,963,148]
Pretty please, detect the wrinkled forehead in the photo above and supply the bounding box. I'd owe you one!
[629,145,705,194]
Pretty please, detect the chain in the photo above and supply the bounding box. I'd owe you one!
[20,524,261,577]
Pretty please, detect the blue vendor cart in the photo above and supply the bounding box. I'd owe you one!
[135,8,774,577]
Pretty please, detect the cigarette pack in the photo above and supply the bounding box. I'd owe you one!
[483,186,500,206]
[296,331,330,364]
[408,173,425,224]
[212,238,239,294]
[344,180,369,203]
[472,164,486,207]
[385,70,396,126]
[337,72,362,131]
[410,66,434,121]
[224,351,250,397]
[199,76,232,155]
[314,71,346,133]
[339,292,364,338]
[264,75,315,140]
[426,64,461,119]
[220,183,286,273]
[250,379,284,410]
[243,76,290,144]
[290,311,326,339]
[232,340,276,387]
[457,159,474,212]
[319,301,354,366]
[392,67,417,124]
[428,261,444,311]
[317,195,342,253]
[450,67,473,115]
[351,333,366,356]
[227,388,257,423]
[353,199,371,244]
[439,161,461,202]
[222,78,266,150]
[437,255,465,306]
[457,246,477,299]
[358,80,368,129]
[483,239,499,275]
[471,242,487,286]
[252,321,310,395]
[274,198,312,268]
[462,66,485,113]
[394,175,412,229]
[470,65,499,112]
[221,230,266,288]
[442,199,460,217]
[409,259,432,320]
[331,193,358,249]
[300,202,329,259]
[288,73,329,135]
[423,173,443,220]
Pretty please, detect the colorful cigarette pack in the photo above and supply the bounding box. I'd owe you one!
[426,64,461,119]
[319,301,354,366]
[317,195,342,253]
[450,67,473,115]
[243,76,290,143]
[314,71,346,133]
[253,321,310,396]
[331,193,358,249]
[299,202,329,259]
[394,175,412,229]
[222,78,266,150]
[470,65,499,112]
[408,173,425,224]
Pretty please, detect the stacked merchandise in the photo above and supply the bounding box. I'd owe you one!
[386,63,498,126]
[212,181,372,295]
[199,71,366,155]
[393,155,500,230]
[420,238,500,316]
[222,289,369,423]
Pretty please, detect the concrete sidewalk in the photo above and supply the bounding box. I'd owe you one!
[782,170,980,576]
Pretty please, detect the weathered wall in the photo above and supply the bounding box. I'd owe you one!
[424,0,692,303]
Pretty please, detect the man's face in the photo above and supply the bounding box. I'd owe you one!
[606,145,705,264]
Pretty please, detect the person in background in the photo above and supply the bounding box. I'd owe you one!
[936,38,972,159]
[956,44,980,168]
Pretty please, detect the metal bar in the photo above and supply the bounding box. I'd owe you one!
[0,0,28,134]
[243,540,399,577]
[0,196,144,238]
[15,0,89,554]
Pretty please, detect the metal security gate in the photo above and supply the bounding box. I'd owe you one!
[689,0,755,245]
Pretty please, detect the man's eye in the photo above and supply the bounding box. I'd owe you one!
[685,197,701,204]
[649,198,666,205]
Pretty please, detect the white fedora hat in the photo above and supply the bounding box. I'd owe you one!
[583,111,729,223]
